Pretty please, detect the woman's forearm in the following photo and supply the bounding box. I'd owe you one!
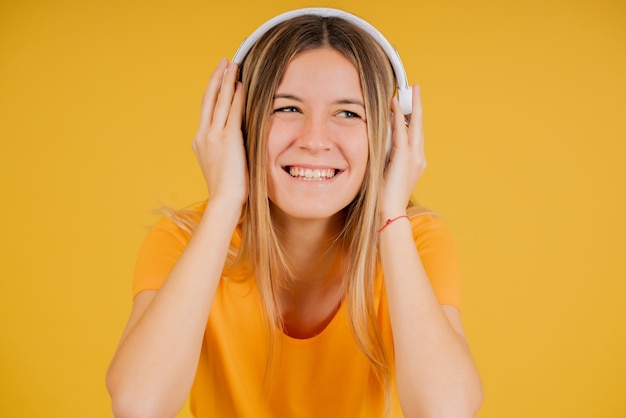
[379,218,483,417]
[106,199,241,418]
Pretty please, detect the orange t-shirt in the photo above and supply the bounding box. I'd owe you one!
[133,204,462,417]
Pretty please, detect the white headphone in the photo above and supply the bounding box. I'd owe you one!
[232,7,413,116]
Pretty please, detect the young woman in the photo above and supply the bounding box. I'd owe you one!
[107,8,483,418]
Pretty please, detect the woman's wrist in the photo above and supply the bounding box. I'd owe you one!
[378,215,410,232]
[378,205,410,232]
[203,197,244,227]
[379,207,408,224]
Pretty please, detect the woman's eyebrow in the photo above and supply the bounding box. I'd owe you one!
[273,94,365,109]
[334,98,365,109]
[273,93,302,101]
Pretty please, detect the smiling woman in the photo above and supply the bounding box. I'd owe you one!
[105,8,483,418]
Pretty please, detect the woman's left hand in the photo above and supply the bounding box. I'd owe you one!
[381,85,426,218]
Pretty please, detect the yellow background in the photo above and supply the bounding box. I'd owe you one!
[1,0,624,416]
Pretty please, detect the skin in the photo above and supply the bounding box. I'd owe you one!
[106,48,483,418]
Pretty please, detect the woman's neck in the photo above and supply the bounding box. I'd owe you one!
[270,206,349,338]
[273,211,348,338]
[272,208,345,283]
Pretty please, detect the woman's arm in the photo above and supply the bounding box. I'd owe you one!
[106,59,247,418]
[380,88,483,417]
[379,219,483,417]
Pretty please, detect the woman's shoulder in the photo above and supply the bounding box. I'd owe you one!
[408,208,457,252]
[408,207,446,232]
[407,208,463,308]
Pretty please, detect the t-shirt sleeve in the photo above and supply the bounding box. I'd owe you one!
[132,216,190,298]
[411,214,463,310]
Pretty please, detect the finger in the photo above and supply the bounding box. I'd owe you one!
[408,85,424,153]
[226,81,245,132]
[211,61,239,129]
[197,58,229,135]
[410,88,426,176]
[391,97,408,148]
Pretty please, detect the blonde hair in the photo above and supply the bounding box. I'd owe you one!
[170,13,417,410]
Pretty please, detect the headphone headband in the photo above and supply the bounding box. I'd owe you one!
[232,7,412,115]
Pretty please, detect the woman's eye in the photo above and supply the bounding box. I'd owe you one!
[337,110,361,119]
[274,106,300,113]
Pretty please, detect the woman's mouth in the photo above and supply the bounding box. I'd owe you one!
[285,166,338,181]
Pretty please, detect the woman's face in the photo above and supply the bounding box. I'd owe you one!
[266,47,369,222]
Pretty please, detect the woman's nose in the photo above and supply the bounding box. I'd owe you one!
[297,115,332,153]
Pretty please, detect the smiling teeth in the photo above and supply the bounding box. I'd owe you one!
[288,167,336,180]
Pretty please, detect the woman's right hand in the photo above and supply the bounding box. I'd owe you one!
[193,58,248,210]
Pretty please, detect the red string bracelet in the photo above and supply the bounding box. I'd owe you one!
[378,215,410,232]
